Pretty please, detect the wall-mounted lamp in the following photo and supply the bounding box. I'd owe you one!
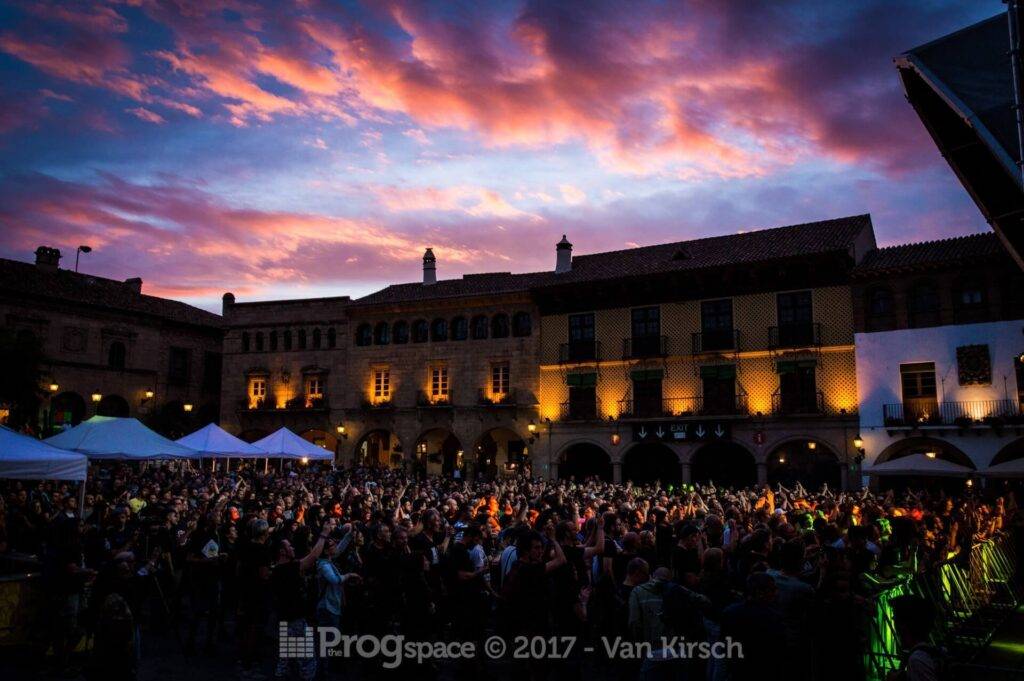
[778,455,786,464]
[924,451,937,459]
[966,478,974,488]
[853,435,864,450]
[183,403,194,413]
[48,383,59,393]
[91,391,103,403]
[336,424,348,439]
[807,441,817,450]
[527,420,537,433]
[300,456,309,465]
[144,390,155,400]
[610,433,622,446]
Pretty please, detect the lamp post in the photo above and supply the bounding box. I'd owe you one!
[75,245,92,272]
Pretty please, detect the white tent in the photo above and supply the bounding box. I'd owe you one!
[982,458,1024,478]
[0,425,88,481]
[253,427,333,461]
[864,453,974,477]
[46,416,198,460]
[177,423,267,459]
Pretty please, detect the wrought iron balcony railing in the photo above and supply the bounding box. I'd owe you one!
[559,340,601,363]
[623,335,669,359]
[768,322,822,350]
[559,398,602,421]
[771,389,825,416]
[617,394,749,418]
[691,329,740,354]
[882,399,1024,427]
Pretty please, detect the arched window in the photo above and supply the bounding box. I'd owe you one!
[255,332,264,351]
[269,330,278,351]
[412,319,429,343]
[312,328,322,349]
[908,281,940,328]
[283,329,292,351]
[471,315,488,340]
[241,332,251,352]
[393,320,409,344]
[327,327,336,348]
[865,287,894,331]
[355,324,372,346]
[491,313,510,339]
[298,329,307,349]
[451,316,468,341]
[431,318,448,341]
[953,279,986,323]
[108,341,126,369]
[512,311,532,337]
[374,321,390,345]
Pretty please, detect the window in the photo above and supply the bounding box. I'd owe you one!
[512,312,532,337]
[249,377,267,407]
[373,369,390,401]
[565,372,597,420]
[908,282,940,328]
[255,332,264,351]
[700,365,736,414]
[107,341,126,369]
[491,313,510,338]
[776,361,818,414]
[430,366,450,400]
[412,319,429,343]
[900,362,938,422]
[283,329,292,351]
[630,368,663,417]
[355,324,372,346]
[953,280,987,323]
[566,312,596,361]
[327,327,336,348]
[451,316,468,341]
[700,299,734,351]
[312,328,321,349]
[306,376,324,405]
[630,306,662,357]
[374,322,390,345]
[491,362,510,396]
[298,329,307,349]
[431,318,448,342]
[269,330,278,351]
[865,287,895,331]
[393,321,409,344]
[242,332,251,352]
[776,291,814,346]
[168,347,190,386]
[471,315,488,340]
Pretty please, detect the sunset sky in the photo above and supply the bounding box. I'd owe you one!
[0,0,1000,311]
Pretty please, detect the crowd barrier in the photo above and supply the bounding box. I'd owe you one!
[863,534,1021,680]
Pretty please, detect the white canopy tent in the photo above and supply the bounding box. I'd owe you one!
[863,453,975,477]
[46,416,198,460]
[177,423,268,459]
[981,458,1024,478]
[253,427,333,461]
[0,425,88,481]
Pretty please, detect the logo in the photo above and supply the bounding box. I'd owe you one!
[278,621,315,659]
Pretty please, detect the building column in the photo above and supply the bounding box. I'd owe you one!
[840,463,850,491]
[681,462,692,485]
[612,461,622,484]
[757,461,767,485]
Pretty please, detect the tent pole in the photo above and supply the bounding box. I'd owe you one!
[264,457,268,474]
[77,476,87,519]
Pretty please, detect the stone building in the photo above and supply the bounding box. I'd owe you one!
[0,246,222,432]
[852,232,1024,481]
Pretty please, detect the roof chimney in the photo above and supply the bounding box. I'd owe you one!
[423,248,436,285]
[555,235,572,273]
[34,246,61,271]
[124,277,142,294]
[222,292,235,314]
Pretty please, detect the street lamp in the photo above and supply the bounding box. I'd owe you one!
[75,245,92,272]
[336,424,348,438]
[183,402,194,413]
[91,391,102,403]
[48,383,59,393]
[853,435,864,450]
[144,390,154,400]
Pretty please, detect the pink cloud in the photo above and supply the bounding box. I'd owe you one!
[126,106,165,124]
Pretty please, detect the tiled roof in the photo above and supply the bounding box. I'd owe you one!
[0,258,221,328]
[855,232,1006,273]
[352,214,872,305]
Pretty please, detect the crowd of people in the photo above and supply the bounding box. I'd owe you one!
[0,462,1021,681]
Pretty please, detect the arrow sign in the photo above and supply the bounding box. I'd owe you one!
[714,424,725,438]
[655,427,665,438]
[632,421,729,442]
[695,425,706,438]
[638,426,648,439]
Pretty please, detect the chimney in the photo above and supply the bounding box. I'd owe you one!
[222,292,235,314]
[34,246,61,271]
[423,248,436,285]
[124,277,143,294]
[555,235,572,273]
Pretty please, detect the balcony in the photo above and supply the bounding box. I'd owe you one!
[623,335,668,359]
[559,398,602,421]
[417,390,453,408]
[771,390,826,416]
[618,395,749,418]
[769,322,822,350]
[882,399,1024,428]
[691,329,739,354]
[478,388,517,407]
[360,398,394,411]
[559,340,601,363]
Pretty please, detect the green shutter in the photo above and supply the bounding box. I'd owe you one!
[776,360,816,374]
[630,369,664,381]
[700,365,735,380]
[567,372,597,387]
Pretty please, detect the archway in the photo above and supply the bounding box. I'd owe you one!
[51,391,86,430]
[622,443,681,487]
[991,438,1024,467]
[97,394,130,417]
[473,427,528,479]
[415,428,463,478]
[356,429,402,469]
[301,429,338,458]
[988,438,1024,492]
[766,439,841,489]
[691,442,756,488]
[872,437,975,492]
[558,442,612,482]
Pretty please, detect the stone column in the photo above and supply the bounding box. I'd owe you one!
[681,462,692,485]
[612,461,622,484]
[757,461,768,485]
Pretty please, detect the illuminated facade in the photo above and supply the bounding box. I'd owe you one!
[852,233,1024,478]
